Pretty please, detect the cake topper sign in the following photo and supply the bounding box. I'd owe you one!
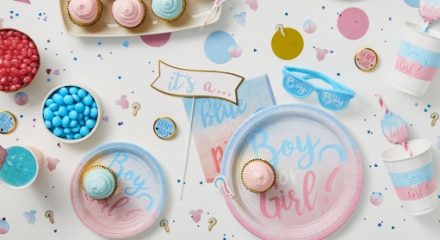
[151,60,244,104]
[419,0,440,31]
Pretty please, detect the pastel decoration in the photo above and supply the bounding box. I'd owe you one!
[370,192,384,206]
[354,48,378,71]
[70,142,166,238]
[23,210,37,224]
[0,219,9,234]
[282,67,355,111]
[204,31,236,64]
[228,44,242,58]
[405,0,420,7]
[189,209,203,223]
[381,139,437,215]
[14,91,28,106]
[153,117,177,140]
[151,60,244,104]
[337,7,369,40]
[375,94,412,156]
[219,104,363,239]
[303,20,317,34]
[0,111,17,134]
[271,24,304,60]
[393,22,440,97]
[182,75,275,183]
[140,33,171,47]
[419,0,440,31]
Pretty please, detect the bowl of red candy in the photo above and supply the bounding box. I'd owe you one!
[0,28,40,92]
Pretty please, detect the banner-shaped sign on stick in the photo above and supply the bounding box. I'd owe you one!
[151,60,245,201]
[151,60,244,105]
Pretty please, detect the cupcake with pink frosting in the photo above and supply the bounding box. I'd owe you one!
[241,159,276,193]
[67,0,102,27]
[112,0,147,29]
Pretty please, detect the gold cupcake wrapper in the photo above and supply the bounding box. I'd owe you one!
[150,0,186,22]
[67,0,103,27]
[241,158,276,194]
[67,0,187,29]
[81,165,118,200]
[113,0,148,29]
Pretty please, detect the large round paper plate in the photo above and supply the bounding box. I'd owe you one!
[220,104,363,240]
[70,142,166,238]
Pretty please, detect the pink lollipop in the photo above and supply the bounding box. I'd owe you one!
[375,94,412,156]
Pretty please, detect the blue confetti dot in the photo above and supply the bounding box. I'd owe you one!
[404,0,420,8]
[204,31,235,64]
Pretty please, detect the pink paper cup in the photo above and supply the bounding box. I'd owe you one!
[0,145,43,189]
[394,22,440,97]
[381,139,437,215]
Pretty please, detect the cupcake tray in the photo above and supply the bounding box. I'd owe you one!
[70,142,166,238]
[219,104,363,240]
[59,0,222,37]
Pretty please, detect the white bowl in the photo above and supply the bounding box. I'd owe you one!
[41,84,102,143]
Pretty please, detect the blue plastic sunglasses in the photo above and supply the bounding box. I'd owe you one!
[282,66,355,111]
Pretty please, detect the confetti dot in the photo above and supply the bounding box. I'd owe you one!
[14,92,28,106]
[140,33,171,47]
[337,7,369,40]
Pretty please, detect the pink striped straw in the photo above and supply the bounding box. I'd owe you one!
[374,93,389,115]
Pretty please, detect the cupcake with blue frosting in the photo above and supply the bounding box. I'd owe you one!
[81,165,117,200]
[151,0,186,22]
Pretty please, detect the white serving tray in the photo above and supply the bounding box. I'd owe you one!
[59,0,221,37]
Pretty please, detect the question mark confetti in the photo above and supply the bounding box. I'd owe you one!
[131,102,141,116]
[44,210,54,224]
[214,175,235,198]
[430,112,439,127]
[159,219,170,233]
[207,217,217,231]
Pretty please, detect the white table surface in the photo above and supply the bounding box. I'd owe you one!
[1,0,440,239]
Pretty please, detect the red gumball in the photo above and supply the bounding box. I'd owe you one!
[0,29,40,92]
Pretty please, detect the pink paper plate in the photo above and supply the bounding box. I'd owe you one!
[220,104,363,240]
[70,142,166,238]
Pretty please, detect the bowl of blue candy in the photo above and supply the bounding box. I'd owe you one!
[42,85,102,143]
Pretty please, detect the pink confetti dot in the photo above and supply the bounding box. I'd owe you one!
[337,7,369,40]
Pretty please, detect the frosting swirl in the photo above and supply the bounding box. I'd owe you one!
[112,0,145,28]
[151,0,184,21]
[83,167,116,200]
[68,0,100,24]
[241,159,275,193]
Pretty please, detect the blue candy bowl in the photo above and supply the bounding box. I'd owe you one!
[42,84,102,143]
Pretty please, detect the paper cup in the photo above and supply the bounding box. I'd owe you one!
[0,146,43,189]
[381,139,437,215]
[394,22,440,97]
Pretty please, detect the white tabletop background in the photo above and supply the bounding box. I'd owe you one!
[1,0,440,239]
